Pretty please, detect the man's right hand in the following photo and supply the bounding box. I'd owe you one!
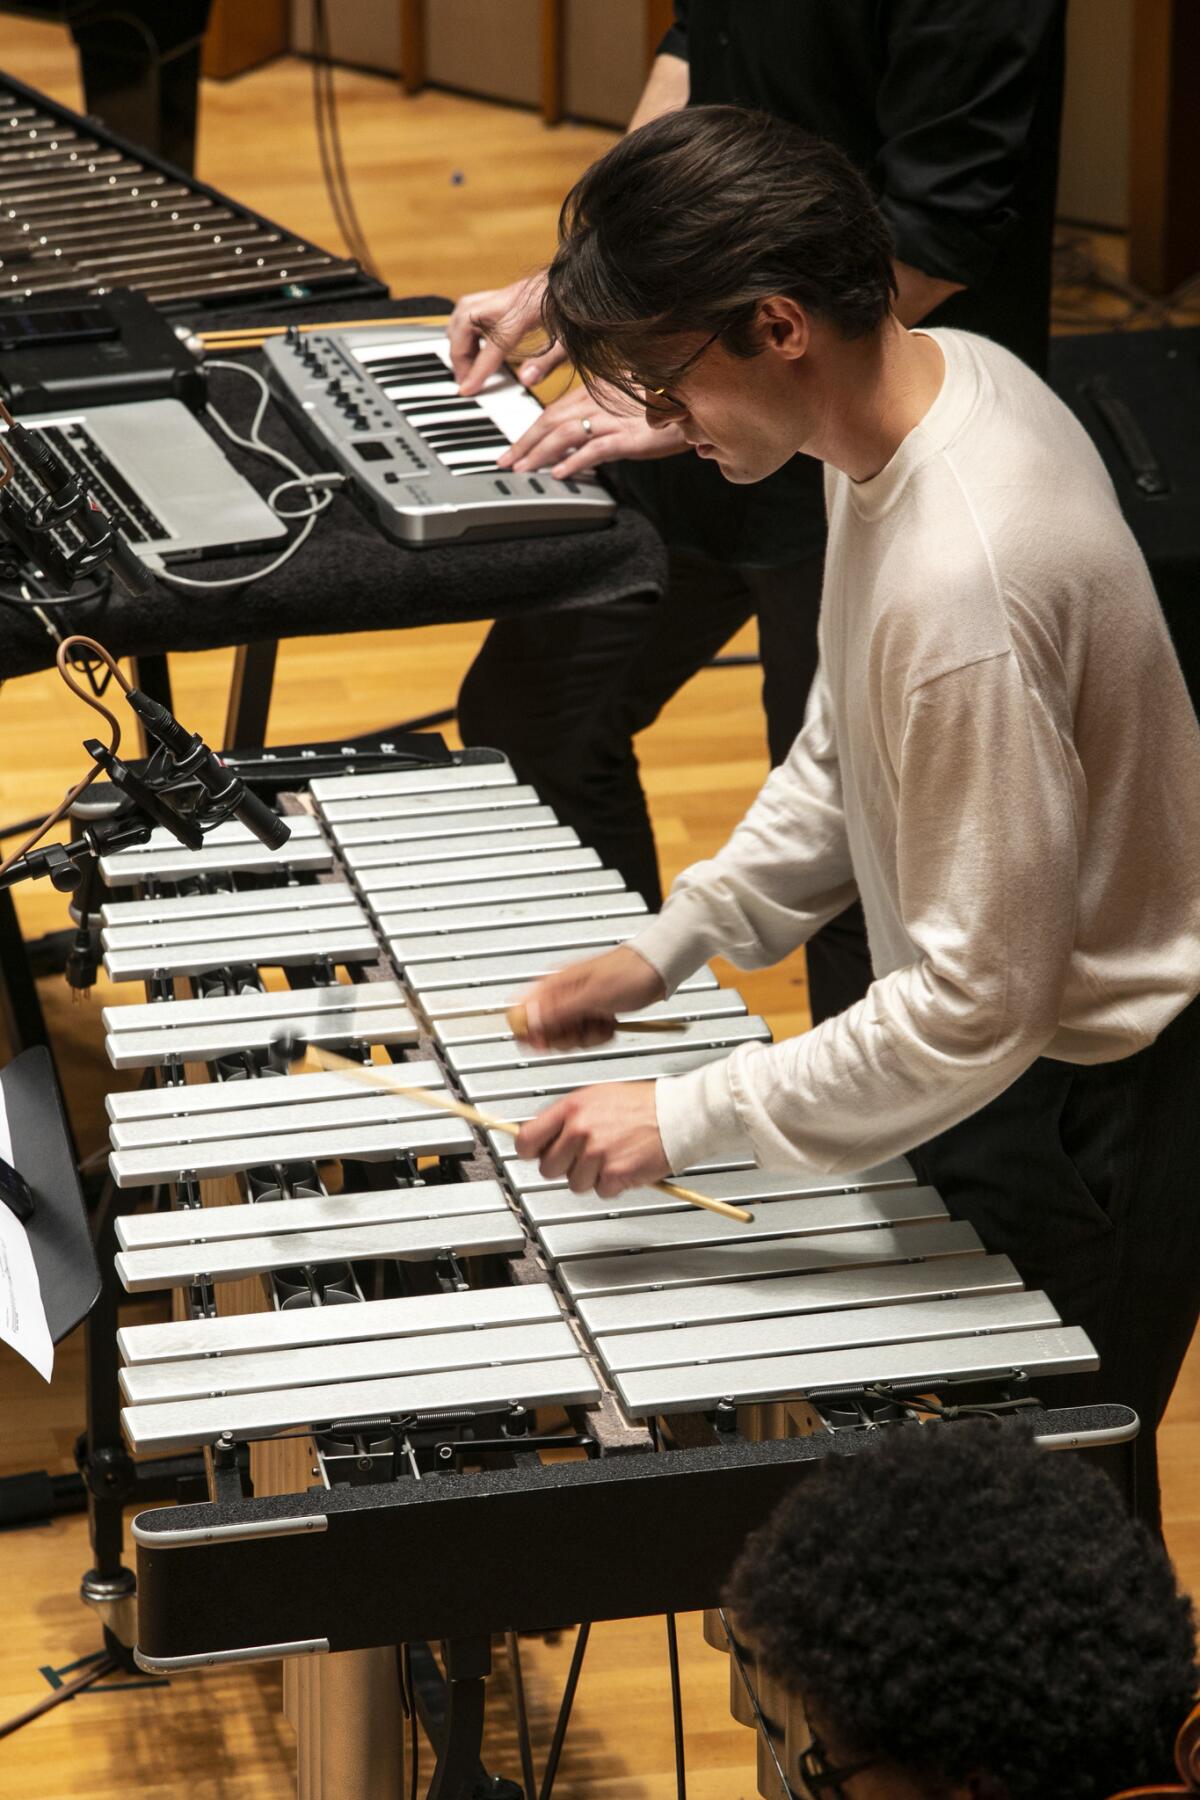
[447,273,564,397]
[514,945,667,1052]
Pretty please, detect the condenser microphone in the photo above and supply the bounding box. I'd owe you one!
[124,688,292,852]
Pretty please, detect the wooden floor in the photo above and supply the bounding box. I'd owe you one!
[0,21,1195,1799]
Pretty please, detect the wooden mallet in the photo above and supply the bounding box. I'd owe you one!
[268,1031,754,1225]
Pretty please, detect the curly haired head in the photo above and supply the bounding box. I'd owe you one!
[725,1423,1196,1799]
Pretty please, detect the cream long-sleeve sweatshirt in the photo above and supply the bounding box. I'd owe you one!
[632,329,1200,1177]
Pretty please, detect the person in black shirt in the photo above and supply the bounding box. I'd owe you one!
[447,1,1066,1023]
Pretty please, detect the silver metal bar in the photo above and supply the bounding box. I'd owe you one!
[109,1114,476,1188]
[540,1186,946,1268]
[416,965,718,1021]
[403,942,637,994]
[111,1089,458,1152]
[135,1640,330,1674]
[102,902,367,950]
[121,815,321,852]
[121,1319,580,1405]
[375,892,645,940]
[502,1150,758,1188]
[318,784,540,824]
[333,805,558,847]
[460,1042,759,1100]
[101,838,332,884]
[432,986,744,1046]
[105,1005,418,1070]
[116,1178,505,1249]
[115,1204,523,1289]
[108,1063,444,1125]
[344,826,580,870]
[353,847,603,894]
[104,980,408,1035]
[612,1325,1099,1418]
[514,1159,917,1226]
[597,1288,1061,1374]
[104,924,379,983]
[391,916,648,969]
[118,1282,560,1366]
[367,869,625,919]
[575,1251,1025,1338]
[101,883,359,927]
[557,1218,986,1302]
[448,1014,766,1075]
[121,1355,602,1454]
[132,1515,327,1549]
[309,762,516,803]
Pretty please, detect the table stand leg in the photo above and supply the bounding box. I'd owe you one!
[223,640,279,750]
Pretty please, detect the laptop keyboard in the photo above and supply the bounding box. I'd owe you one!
[35,423,170,544]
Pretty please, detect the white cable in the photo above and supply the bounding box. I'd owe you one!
[149,358,345,592]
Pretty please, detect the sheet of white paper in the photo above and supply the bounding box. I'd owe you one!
[0,1082,53,1382]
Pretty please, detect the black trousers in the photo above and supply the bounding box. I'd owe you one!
[457,544,872,1023]
[909,994,1200,1533]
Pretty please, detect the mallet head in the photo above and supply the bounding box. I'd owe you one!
[267,1028,308,1075]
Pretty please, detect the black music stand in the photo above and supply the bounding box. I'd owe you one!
[0,1045,97,1344]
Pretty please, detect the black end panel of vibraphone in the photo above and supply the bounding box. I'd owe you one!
[132,1405,1136,1664]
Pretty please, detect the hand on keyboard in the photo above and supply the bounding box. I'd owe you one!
[500,378,688,481]
[514,1078,669,1199]
[515,945,666,1052]
[449,273,565,396]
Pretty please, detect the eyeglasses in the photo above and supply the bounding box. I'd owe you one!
[643,326,723,414]
[794,1735,878,1799]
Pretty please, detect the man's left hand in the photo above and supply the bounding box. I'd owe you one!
[514,1081,670,1198]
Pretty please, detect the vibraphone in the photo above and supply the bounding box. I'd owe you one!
[94,747,1130,1800]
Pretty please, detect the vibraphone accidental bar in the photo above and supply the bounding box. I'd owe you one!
[100,748,1129,1800]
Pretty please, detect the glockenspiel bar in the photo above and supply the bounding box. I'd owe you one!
[365,868,626,918]
[417,965,719,1022]
[447,1014,767,1077]
[317,784,541,825]
[513,1160,917,1227]
[110,1087,455,1153]
[343,826,580,871]
[109,1112,477,1188]
[126,815,323,853]
[374,891,646,941]
[308,761,517,804]
[107,1063,444,1124]
[538,1186,947,1268]
[120,1317,580,1406]
[105,1004,419,1070]
[118,1281,561,1367]
[116,1177,501,1249]
[596,1288,1062,1375]
[573,1251,1025,1338]
[115,1201,522,1288]
[104,923,380,983]
[501,1149,758,1187]
[403,943,647,995]
[121,1354,602,1455]
[100,882,360,928]
[459,1040,767,1102]
[612,1325,1099,1418]
[103,979,410,1035]
[334,804,559,847]
[101,836,333,885]
[556,1217,986,1302]
[102,901,368,952]
[352,846,605,896]
[389,916,651,971]
[432,986,744,1047]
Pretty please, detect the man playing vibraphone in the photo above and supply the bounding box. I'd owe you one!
[510,106,1200,1531]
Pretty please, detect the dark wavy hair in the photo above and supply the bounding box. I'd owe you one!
[541,104,897,401]
[725,1423,1197,1799]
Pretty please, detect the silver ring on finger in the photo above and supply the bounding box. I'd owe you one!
[581,416,593,437]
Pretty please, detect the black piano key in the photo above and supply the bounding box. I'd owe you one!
[397,397,482,417]
[427,435,509,454]
[417,423,507,445]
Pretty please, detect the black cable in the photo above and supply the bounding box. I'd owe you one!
[506,1632,539,1800]
[539,1622,590,1800]
[665,1613,687,1800]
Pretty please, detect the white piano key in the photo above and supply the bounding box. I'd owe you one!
[118,1281,560,1366]
[540,1187,946,1268]
[574,1252,1025,1338]
[101,835,333,885]
[110,1087,452,1151]
[104,979,408,1035]
[367,868,626,919]
[415,966,718,1021]
[460,1042,760,1102]
[333,804,558,847]
[391,916,647,970]
[375,892,645,941]
[309,761,516,803]
[117,1179,508,1249]
[598,1289,1063,1375]
[115,1204,523,1288]
[109,1114,476,1187]
[121,1354,601,1455]
[353,847,603,894]
[317,784,540,825]
[121,1318,580,1405]
[108,1063,444,1124]
[514,1160,917,1227]
[432,986,745,1047]
[447,1013,766,1075]
[344,826,579,870]
[101,882,359,928]
[102,902,367,952]
[104,923,380,983]
[557,1218,986,1302]
[613,1326,1099,1418]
